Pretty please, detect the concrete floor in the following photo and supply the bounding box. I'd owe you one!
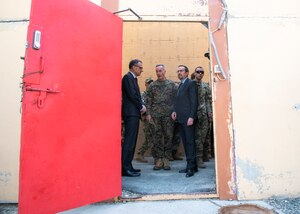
[3,198,300,214]
[60,199,275,214]
[122,157,216,195]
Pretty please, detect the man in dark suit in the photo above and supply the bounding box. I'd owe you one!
[122,59,146,177]
[171,65,198,177]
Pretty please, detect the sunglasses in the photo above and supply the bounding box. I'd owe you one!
[195,70,204,74]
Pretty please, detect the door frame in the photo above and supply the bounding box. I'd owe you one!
[102,0,237,200]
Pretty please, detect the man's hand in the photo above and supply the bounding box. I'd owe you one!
[187,117,194,126]
[146,114,151,122]
[140,105,147,114]
[171,112,177,121]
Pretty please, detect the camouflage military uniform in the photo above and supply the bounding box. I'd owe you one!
[137,90,156,158]
[195,81,212,166]
[145,79,177,163]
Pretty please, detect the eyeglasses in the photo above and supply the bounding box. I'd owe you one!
[177,69,185,73]
[134,65,143,69]
[195,70,204,74]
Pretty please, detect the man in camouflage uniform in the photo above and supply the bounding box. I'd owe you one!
[136,78,156,162]
[193,66,212,169]
[145,64,177,170]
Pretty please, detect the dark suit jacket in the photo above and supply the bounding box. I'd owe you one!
[122,72,143,118]
[174,78,198,123]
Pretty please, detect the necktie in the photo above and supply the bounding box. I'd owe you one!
[177,82,182,95]
[134,78,139,89]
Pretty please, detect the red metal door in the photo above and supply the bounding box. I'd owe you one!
[19,0,122,213]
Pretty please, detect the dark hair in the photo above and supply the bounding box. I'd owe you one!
[195,66,204,73]
[178,65,189,73]
[129,59,142,69]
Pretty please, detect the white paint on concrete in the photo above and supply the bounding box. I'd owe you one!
[0,0,30,20]
[0,22,28,202]
[227,2,300,199]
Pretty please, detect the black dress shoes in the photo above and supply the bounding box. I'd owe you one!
[122,170,141,177]
[186,169,194,177]
[179,167,198,173]
[131,168,141,173]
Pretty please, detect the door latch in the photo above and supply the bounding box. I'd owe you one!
[25,86,60,108]
[33,30,42,50]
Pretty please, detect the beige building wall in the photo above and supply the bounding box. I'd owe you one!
[226,0,300,199]
[122,22,210,91]
[0,0,31,202]
[0,23,25,202]
[117,0,208,21]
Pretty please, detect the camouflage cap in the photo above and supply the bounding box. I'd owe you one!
[145,77,153,84]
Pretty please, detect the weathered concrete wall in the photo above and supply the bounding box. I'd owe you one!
[226,0,300,199]
[117,0,208,21]
[122,22,210,91]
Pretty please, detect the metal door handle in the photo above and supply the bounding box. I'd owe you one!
[25,86,60,93]
[25,86,60,108]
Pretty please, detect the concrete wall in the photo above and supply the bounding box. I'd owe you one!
[122,22,210,91]
[117,0,208,21]
[226,0,300,199]
[0,0,31,202]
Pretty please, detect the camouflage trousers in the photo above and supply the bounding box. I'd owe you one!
[195,112,209,161]
[137,118,156,156]
[152,115,174,160]
[205,120,213,158]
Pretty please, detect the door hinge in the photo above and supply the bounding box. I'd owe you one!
[25,86,60,108]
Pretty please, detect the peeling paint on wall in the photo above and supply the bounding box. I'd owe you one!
[294,103,300,110]
[227,105,237,195]
[236,156,300,198]
[237,157,263,182]
[236,157,269,195]
[0,171,12,184]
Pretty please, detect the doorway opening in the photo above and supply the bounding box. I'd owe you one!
[121,21,217,199]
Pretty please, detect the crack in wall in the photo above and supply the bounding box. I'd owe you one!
[0,19,29,23]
